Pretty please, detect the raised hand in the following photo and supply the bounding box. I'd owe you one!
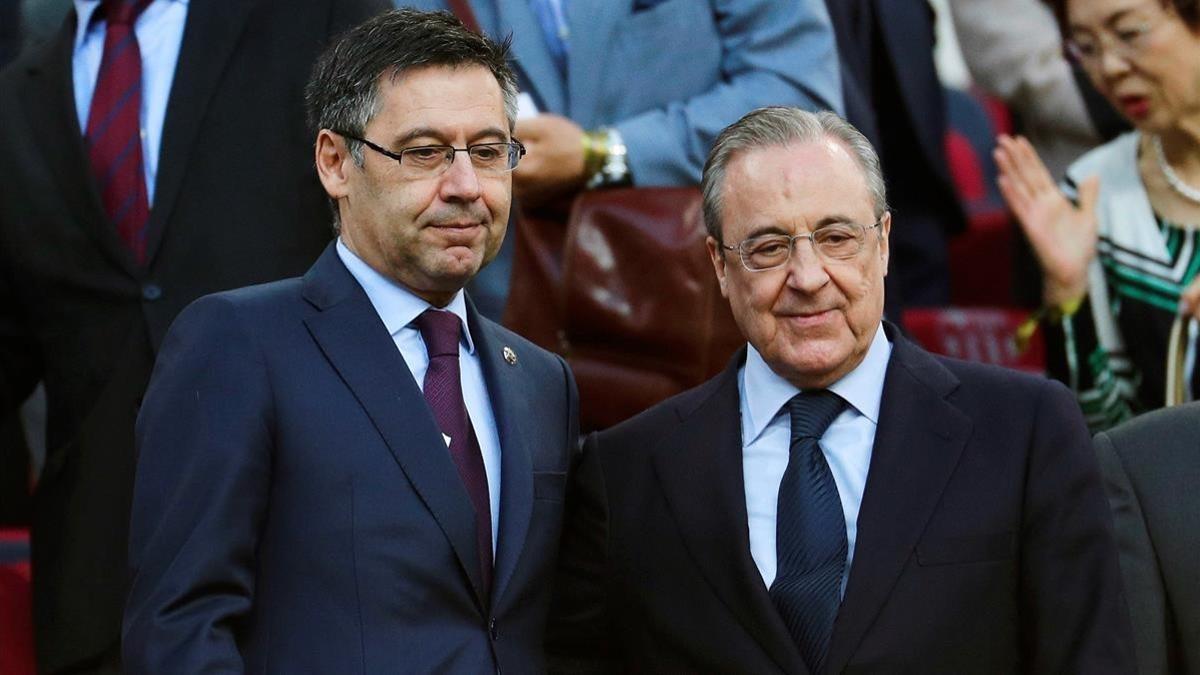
[995,134,1100,306]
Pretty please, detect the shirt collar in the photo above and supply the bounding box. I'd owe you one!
[335,238,476,354]
[73,0,189,50]
[740,323,892,445]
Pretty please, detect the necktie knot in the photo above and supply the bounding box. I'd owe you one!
[101,0,151,26]
[788,390,846,442]
[415,309,462,358]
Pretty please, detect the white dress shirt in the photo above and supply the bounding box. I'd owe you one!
[336,239,503,553]
[740,324,892,594]
[73,0,188,205]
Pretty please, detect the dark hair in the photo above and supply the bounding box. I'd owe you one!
[1048,0,1199,32]
[307,9,517,156]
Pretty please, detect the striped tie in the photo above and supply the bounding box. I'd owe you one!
[770,390,848,672]
[85,0,153,265]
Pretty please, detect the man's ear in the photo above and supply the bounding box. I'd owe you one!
[706,235,730,298]
[315,130,352,202]
[877,211,891,277]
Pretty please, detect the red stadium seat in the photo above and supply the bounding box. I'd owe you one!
[0,528,34,675]
[903,307,1045,374]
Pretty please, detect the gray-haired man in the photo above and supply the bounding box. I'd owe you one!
[549,107,1134,674]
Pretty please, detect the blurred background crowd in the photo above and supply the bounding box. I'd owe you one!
[1,0,1197,673]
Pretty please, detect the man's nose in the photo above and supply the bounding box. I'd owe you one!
[785,236,830,292]
[439,152,483,202]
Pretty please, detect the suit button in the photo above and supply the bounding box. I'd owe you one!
[141,284,162,301]
[488,617,498,641]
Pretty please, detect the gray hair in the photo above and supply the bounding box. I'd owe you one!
[700,107,889,242]
[304,9,519,229]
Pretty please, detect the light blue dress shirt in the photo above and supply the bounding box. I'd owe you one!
[73,0,188,205]
[336,239,503,553]
[740,324,892,595]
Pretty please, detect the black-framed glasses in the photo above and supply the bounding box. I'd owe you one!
[335,131,525,177]
[721,220,883,272]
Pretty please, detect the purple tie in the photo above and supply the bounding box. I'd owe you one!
[415,309,493,595]
[86,0,153,265]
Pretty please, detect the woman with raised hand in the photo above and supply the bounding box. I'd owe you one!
[996,0,1200,430]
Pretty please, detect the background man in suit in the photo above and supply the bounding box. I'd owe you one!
[1096,404,1200,674]
[549,107,1134,674]
[402,0,843,318]
[0,0,386,672]
[824,0,965,312]
[123,10,578,673]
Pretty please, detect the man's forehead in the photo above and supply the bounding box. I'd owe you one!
[729,138,858,177]
[371,64,508,138]
[722,140,873,224]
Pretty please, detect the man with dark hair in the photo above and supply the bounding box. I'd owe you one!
[0,0,386,672]
[123,9,578,673]
[550,107,1134,673]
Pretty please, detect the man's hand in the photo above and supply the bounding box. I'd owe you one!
[514,114,587,208]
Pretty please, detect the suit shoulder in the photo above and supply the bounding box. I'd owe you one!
[1100,402,1200,467]
[932,353,1063,398]
[169,277,306,339]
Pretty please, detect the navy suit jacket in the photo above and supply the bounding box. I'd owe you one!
[124,244,579,673]
[550,323,1134,673]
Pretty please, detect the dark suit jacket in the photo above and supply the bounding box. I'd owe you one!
[0,0,386,670]
[1096,404,1200,675]
[123,244,579,673]
[825,0,965,309]
[550,324,1134,673]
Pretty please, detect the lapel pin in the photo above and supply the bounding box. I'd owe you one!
[502,346,517,366]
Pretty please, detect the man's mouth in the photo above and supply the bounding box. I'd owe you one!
[782,308,835,327]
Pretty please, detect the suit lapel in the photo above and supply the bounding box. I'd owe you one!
[21,18,141,277]
[563,0,623,126]
[824,327,973,674]
[652,352,809,675]
[302,246,489,609]
[469,311,534,607]
[494,0,567,114]
[142,0,260,266]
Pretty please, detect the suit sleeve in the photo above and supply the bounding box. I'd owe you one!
[1019,379,1136,673]
[546,432,617,674]
[122,295,274,675]
[614,0,842,186]
[1095,431,1170,675]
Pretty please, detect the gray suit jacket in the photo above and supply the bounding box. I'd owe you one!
[406,0,842,185]
[1096,404,1200,674]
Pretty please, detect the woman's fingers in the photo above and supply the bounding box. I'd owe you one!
[1179,276,1200,319]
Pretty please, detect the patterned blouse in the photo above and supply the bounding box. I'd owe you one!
[1044,132,1198,432]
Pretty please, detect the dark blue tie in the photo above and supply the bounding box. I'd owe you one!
[770,390,848,672]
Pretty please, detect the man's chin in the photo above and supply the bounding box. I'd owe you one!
[765,341,852,388]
